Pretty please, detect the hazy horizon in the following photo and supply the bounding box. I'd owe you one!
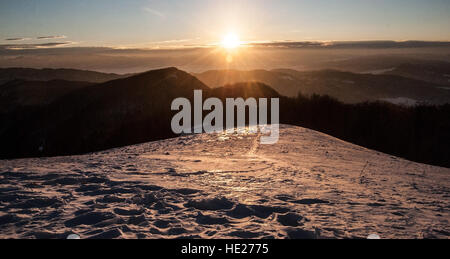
[1,43,450,74]
[1,0,450,49]
[2,0,450,73]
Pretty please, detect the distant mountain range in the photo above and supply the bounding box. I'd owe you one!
[195,68,450,104]
[313,57,450,86]
[385,62,450,87]
[4,66,447,108]
[0,68,129,85]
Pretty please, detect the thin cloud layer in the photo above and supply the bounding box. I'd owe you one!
[143,7,165,18]
[37,35,67,40]
[249,41,450,49]
[4,35,68,42]
[0,41,75,50]
[5,38,31,41]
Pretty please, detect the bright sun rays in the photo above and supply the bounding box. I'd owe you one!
[220,33,243,64]
[221,33,242,50]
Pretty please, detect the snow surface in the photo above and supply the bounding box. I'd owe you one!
[0,125,449,239]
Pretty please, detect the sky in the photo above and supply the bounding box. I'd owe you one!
[1,0,450,49]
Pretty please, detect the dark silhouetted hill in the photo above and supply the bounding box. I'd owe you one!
[208,82,281,99]
[0,67,209,158]
[0,68,284,159]
[0,79,92,114]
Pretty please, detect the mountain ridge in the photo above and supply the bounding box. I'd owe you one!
[195,68,450,104]
[0,67,130,85]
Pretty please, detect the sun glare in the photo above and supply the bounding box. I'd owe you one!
[221,33,242,49]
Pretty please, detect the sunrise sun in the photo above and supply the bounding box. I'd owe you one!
[221,33,242,49]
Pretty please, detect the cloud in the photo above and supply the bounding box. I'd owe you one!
[143,7,165,18]
[5,38,31,41]
[249,40,450,49]
[148,39,195,47]
[250,41,326,48]
[37,35,67,40]
[155,39,192,44]
[0,41,75,50]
